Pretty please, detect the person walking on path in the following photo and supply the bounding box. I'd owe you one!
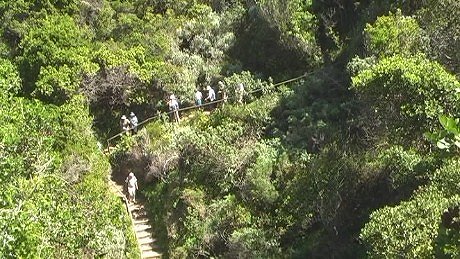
[205,85,216,109]
[217,81,228,108]
[125,172,138,203]
[129,112,138,134]
[236,83,245,104]
[168,94,180,123]
[194,89,203,106]
[120,115,132,134]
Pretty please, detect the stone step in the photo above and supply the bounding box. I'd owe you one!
[141,243,160,252]
[133,217,149,225]
[142,250,162,259]
[134,223,152,232]
[129,204,144,211]
[136,230,152,239]
[109,182,162,258]
[138,236,157,245]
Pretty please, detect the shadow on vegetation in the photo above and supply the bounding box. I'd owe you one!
[229,7,311,80]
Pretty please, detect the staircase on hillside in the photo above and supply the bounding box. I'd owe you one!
[109,179,162,258]
[129,202,162,259]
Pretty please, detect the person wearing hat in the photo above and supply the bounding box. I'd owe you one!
[168,94,180,123]
[125,172,138,203]
[120,115,132,133]
[129,112,138,134]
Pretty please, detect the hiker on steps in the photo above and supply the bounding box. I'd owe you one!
[125,172,138,203]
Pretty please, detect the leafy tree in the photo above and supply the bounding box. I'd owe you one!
[364,9,425,58]
[258,0,320,63]
[417,0,460,74]
[351,54,460,143]
[361,187,450,258]
[18,14,97,103]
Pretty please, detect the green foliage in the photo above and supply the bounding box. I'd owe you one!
[417,0,460,73]
[18,14,97,103]
[0,58,137,257]
[425,115,460,152]
[364,10,425,57]
[361,157,460,258]
[361,188,450,258]
[431,159,460,197]
[4,0,460,257]
[0,58,21,97]
[0,97,139,257]
[351,54,460,142]
[258,0,321,63]
[378,146,424,190]
[216,71,273,104]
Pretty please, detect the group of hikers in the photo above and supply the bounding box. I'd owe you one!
[169,81,246,123]
[120,112,139,133]
[120,81,246,131]
[119,82,246,203]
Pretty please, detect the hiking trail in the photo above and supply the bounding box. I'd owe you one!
[109,178,162,259]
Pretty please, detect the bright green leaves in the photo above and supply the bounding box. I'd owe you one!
[19,14,97,103]
[364,10,425,58]
[95,43,162,83]
[0,92,137,257]
[362,158,460,258]
[0,0,79,39]
[361,188,450,258]
[0,58,21,97]
[288,0,316,42]
[241,141,279,204]
[353,11,460,256]
[425,115,460,152]
[351,54,460,141]
[439,115,460,136]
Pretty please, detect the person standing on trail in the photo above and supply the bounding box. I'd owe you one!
[217,81,228,107]
[168,94,180,123]
[205,85,216,109]
[236,83,245,104]
[129,112,138,134]
[205,85,216,102]
[120,115,132,133]
[125,172,138,203]
[194,88,203,106]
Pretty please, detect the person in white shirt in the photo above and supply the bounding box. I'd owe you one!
[195,89,203,106]
[125,172,138,203]
[205,85,216,102]
[168,94,180,123]
[120,115,132,133]
[129,112,138,133]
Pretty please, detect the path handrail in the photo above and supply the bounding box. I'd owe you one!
[106,72,314,148]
